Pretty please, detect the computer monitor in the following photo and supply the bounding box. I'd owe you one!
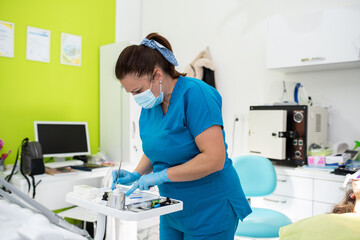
[34,121,91,160]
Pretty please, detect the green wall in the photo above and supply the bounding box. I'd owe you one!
[0,0,115,164]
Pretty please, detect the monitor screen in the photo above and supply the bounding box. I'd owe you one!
[34,121,91,158]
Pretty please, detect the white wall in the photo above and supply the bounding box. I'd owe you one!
[116,0,142,43]
[117,0,360,158]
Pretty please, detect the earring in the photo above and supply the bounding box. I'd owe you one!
[350,193,355,199]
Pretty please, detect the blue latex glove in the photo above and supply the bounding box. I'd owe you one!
[111,170,141,190]
[126,169,170,196]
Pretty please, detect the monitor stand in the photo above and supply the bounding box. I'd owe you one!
[54,157,66,162]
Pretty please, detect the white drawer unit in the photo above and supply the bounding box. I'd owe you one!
[251,166,346,222]
[262,195,313,221]
[313,179,345,204]
[274,174,313,200]
[313,202,335,216]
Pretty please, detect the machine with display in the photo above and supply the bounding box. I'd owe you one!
[248,105,328,166]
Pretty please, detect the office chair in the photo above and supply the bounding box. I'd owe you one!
[233,155,292,238]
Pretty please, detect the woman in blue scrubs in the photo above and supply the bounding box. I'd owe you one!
[112,32,251,239]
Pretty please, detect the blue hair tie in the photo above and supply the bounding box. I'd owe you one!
[140,38,179,66]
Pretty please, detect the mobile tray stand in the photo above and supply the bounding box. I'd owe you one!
[66,188,183,240]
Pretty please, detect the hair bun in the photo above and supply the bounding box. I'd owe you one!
[145,32,173,52]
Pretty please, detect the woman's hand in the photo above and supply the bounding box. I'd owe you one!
[111,170,141,190]
[126,169,170,196]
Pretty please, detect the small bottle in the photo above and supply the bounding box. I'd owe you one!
[101,192,108,206]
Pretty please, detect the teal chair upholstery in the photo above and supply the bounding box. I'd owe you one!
[233,155,292,238]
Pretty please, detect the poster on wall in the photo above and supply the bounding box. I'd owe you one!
[26,26,51,63]
[60,33,81,66]
[0,20,15,58]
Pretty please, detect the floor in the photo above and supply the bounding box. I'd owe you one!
[234,236,279,240]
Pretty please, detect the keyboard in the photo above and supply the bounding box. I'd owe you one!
[45,160,84,169]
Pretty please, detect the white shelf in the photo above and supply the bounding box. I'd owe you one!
[66,192,183,221]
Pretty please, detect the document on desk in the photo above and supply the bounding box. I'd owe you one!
[45,160,84,169]
[45,167,78,176]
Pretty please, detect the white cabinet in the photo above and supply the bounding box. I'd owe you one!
[267,4,360,72]
[273,174,313,200]
[100,42,143,165]
[100,43,150,240]
[251,166,346,222]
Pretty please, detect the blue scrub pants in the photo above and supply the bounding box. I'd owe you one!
[159,208,239,240]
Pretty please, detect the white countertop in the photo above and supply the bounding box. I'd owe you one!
[274,165,346,182]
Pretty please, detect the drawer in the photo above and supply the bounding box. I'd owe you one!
[251,194,313,222]
[313,179,346,204]
[274,174,313,200]
[313,201,336,216]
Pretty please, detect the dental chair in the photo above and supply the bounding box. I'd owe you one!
[0,176,91,240]
[233,155,292,239]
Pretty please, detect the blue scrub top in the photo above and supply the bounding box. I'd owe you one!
[139,76,251,235]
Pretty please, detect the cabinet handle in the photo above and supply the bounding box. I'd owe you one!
[301,57,326,62]
[264,197,287,204]
[132,121,136,138]
[277,179,287,183]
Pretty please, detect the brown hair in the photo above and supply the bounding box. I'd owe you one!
[332,189,356,214]
[115,32,186,80]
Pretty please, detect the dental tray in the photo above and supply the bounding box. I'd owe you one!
[65,188,183,221]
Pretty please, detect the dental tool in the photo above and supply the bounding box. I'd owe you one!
[113,158,122,188]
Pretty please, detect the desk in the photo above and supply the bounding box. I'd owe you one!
[1,169,110,210]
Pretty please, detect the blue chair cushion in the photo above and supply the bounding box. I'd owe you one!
[236,208,292,238]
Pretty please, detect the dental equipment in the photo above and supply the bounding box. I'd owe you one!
[0,175,92,239]
[113,158,122,188]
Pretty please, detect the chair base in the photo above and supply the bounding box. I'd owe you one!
[235,208,292,238]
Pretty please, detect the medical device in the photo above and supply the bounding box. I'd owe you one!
[0,175,91,239]
[34,121,91,160]
[343,170,360,188]
[248,105,328,166]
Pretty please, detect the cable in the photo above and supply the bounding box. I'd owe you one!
[294,83,302,104]
[294,83,313,105]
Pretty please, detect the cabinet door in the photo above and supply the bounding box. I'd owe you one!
[267,4,360,71]
[274,174,313,200]
[313,179,345,205]
[129,97,143,164]
[252,194,313,222]
[313,201,335,216]
[248,110,287,160]
[100,42,129,163]
[324,5,360,63]
[267,12,326,69]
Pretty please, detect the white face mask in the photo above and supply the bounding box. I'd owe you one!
[133,81,163,109]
